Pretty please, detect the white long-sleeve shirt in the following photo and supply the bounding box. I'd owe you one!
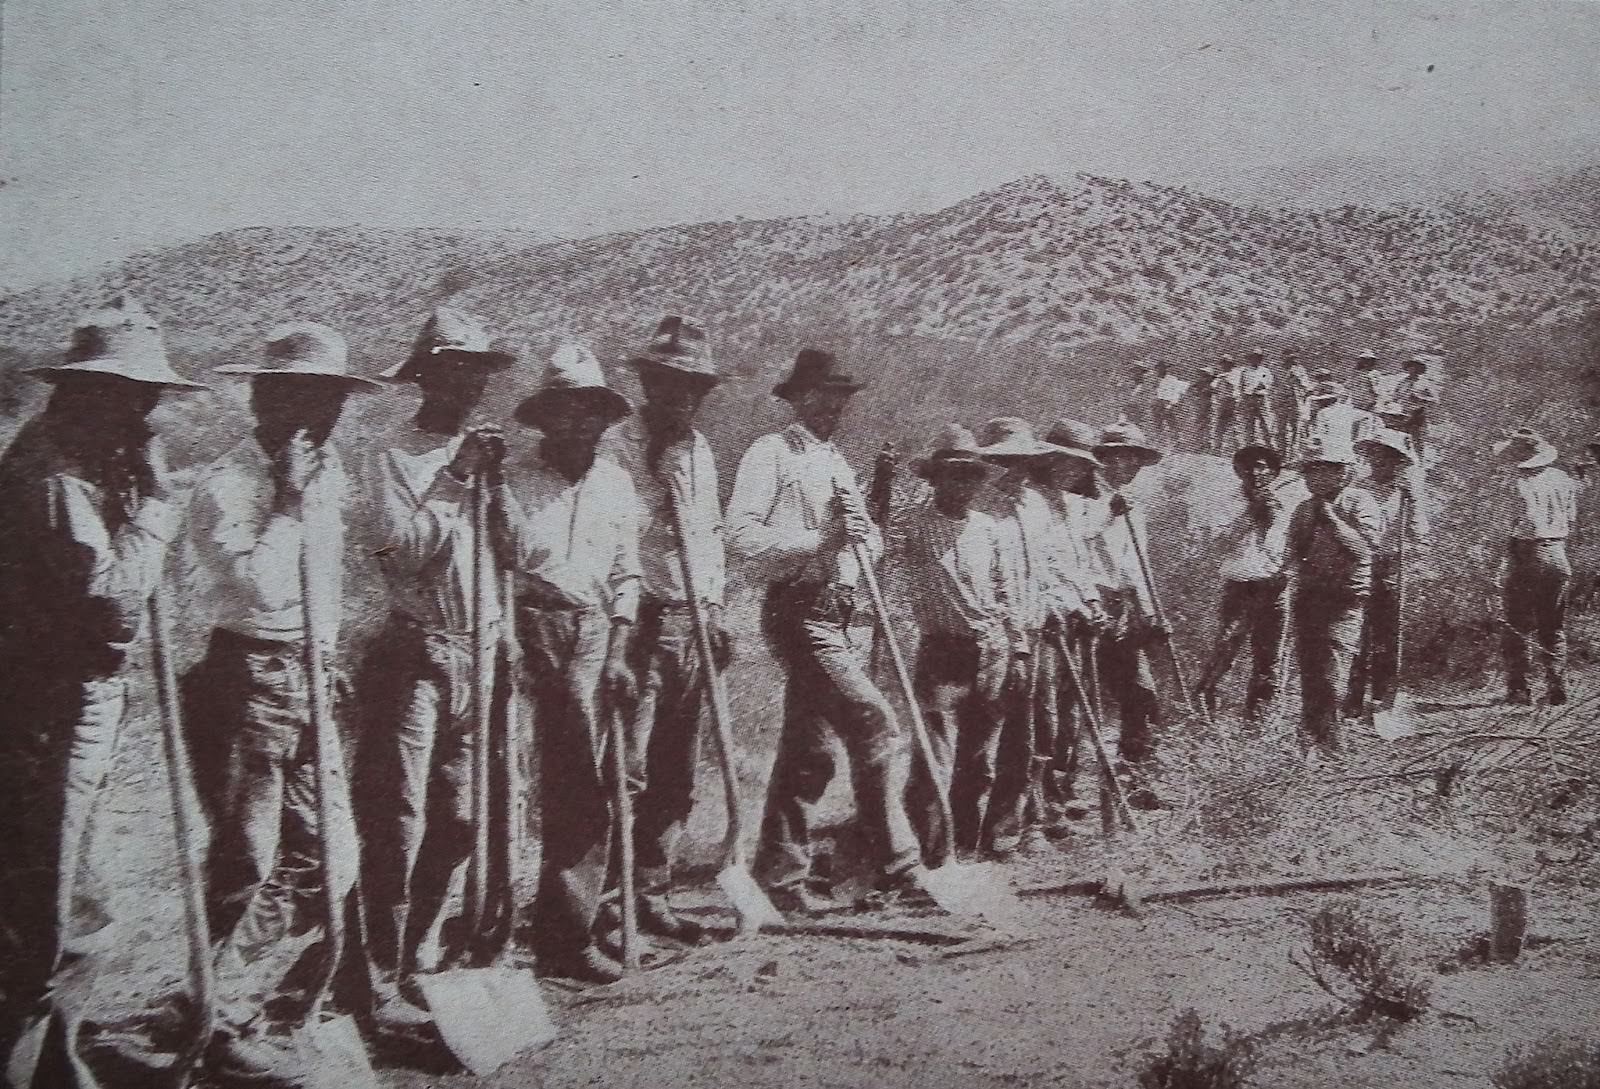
[612,419,727,607]
[1497,467,1580,542]
[188,439,346,647]
[1214,489,1291,583]
[497,454,642,621]
[1090,488,1157,617]
[893,500,1007,642]
[726,423,882,588]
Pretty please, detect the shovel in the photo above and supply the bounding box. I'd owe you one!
[663,484,782,933]
[415,474,557,1076]
[295,540,381,1089]
[1372,495,1415,741]
[852,539,1025,931]
[1121,507,1207,723]
[1049,630,1141,834]
[147,590,216,1088]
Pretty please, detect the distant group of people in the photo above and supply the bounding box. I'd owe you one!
[1125,347,1442,462]
[0,296,1588,1088]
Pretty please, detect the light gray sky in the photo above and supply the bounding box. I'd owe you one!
[2,0,1598,292]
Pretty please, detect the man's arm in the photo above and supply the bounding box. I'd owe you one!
[725,436,819,580]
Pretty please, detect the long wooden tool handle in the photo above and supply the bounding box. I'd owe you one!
[853,541,958,861]
[148,590,215,1085]
[464,474,492,949]
[663,486,743,866]
[299,540,344,1018]
[1049,630,1139,833]
[1121,508,1202,718]
[497,568,522,955]
[1393,495,1410,686]
[607,706,640,972]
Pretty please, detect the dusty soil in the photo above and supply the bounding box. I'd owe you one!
[81,614,1600,1089]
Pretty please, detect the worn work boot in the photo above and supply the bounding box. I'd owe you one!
[637,896,706,944]
[1546,677,1568,706]
[369,979,432,1034]
[536,944,624,986]
[207,1028,304,1088]
[765,882,842,918]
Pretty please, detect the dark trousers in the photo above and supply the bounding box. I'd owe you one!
[1043,626,1096,804]
[355,614,482,980]
[1502,540,1571,697]
[754,583,917,891]
[627,601,707,898]
[1098,598,1162,764]
[910,631,1014,857]
[1200,576,1288,717]
[1293,590,1366,751]
[1348,558,1400,713]
[518,604,612,958]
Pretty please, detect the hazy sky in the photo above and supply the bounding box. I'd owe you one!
[2,0,1598,292]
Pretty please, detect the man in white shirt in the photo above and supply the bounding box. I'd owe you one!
[1305,380,1379,451]
[1238,350,1278,449]
[1491,428,1580,706]
[1277,350,1314,456]
[186,321,380,1080]
[612,316,729,943]
[1123,363,1152,428]
[0,297,204,1084]
[1346,429,1429,718]
[1196,444,1292,720]
[727,349,925,913]
[1150,361,1189,450]
[355,306,513,1027]
[497,344,641,983]
[1210,356,1244,454]
[1390,357,1441,457]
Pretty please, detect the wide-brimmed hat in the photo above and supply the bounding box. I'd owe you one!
[380,306,516,382]
[914,424,994,479]
[1218,354,1237,367]
[977,417,1074,461]
[1402,357,1430,372]
[1131,361,1151,373]
[1356,428,1416,465]
[630,315,719,387]
[1295,435,1359,469]
[1232,443,1283,473]
[1312,368,1335,382]
[216,322,381,390]
[27,295,207,389]
[1042,419,1105,467]
[773,348,862,401]
[1309,379,1347,404]
[1354,350,1379,369]
[1245,349,1266,362]
[1092,420,1163,466]
[513,342,631,428]
[1491,427,1559,470]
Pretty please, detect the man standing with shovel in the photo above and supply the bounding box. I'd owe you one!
[0,297,205,1088]
[727,348,930,915]
[356,307,514,1032]
[185,322,381,1085]
[610,316,732,943]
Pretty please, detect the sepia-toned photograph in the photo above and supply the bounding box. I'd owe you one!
[1,2,1598,1086]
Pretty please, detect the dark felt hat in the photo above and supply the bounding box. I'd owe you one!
[513,343,631,428]
[773,348,863,400]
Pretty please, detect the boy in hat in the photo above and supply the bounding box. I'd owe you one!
[1305,380,1378,451]
[890,426,1008,857]
[1350,350,1393,414]
[1210,356,1244,454]
[495,344,641,982]
[1150,362,1189,450]
[1277,350,1314,456]
[726,348,926,913]
[1123,363,1152,428]
[1193,366,1218,453]
[1089,421,1168,805]
[1345,428,1429,718]
[1390,357,1440,456]
[185,321,381,1079]
[1491,429,1580,705]
[610,316,728,943]
[1195,444,1292,720]
[0,297,204,1083]
[355,306,514,1026]
[1239,350,1278,449]
[1285,437,1384,751]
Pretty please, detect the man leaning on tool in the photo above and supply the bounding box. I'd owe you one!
[355,307,514,1029]
[495,344,641,984]
[0,297,204,1088]
[727,348,930,914]
[184,321,380,1083]
[611,315,730,944]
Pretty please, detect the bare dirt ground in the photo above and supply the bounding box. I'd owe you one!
[83,612,1600,1089]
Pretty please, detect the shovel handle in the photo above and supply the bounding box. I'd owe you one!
[298,540,345,1019]
[148,589,215,1084]
[1120,508,1204,721]
[606,706,640,972]
[662,485,744,868]
[1049,630,1140,834]
[464,475,493,948]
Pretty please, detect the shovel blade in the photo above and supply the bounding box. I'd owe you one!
[716,865,784,932]
[1372,694,1415,741]
[294,1015,379,1089]
[921,862,1027,932]
[416,968,557,1077]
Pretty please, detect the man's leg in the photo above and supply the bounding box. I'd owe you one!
[1534,544,1572,703]
[1245,579,1287,718]
[910,633,971,863]
[1501,549,1535,702]
[1295,596,1338,751]
[1198,582,1248,715]
[1367,561,1402,708]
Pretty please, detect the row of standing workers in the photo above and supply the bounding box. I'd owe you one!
[0,296,1585,1089]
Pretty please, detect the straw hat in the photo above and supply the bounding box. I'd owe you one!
[1354,350,1379,369]
[772,348,862,401]
[1355,428,1416,465]
[28,295,207,389]
[629,315,719,387]
[1042,419,1105,466]
[1402,357,1431,373]
[913,424,994,479]
[380,306,516,383]
[976,417,1074,461]
[1092,419,1163,466]
[1232,443,1283,473]
[1491,427,1558,470]
[1295,435,1359,469]
[216,322,381,390]
[1309,379,1347,404]
[513,342,631,428]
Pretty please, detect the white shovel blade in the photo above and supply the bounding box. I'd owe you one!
[417,968,557,1077]
[921,861,1027,932]
[717,865,784,932]
[1372,694,1415,741]
[294,1015,380,1089]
